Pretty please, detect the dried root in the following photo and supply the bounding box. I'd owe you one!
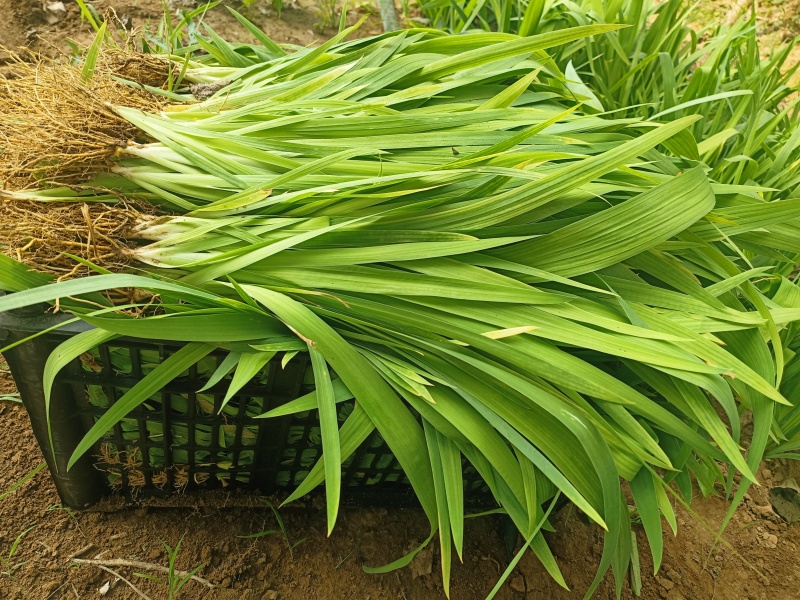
[0,197,153,277]
[97,46,175,90]
[98,443,169,491]
[0,47,166,189]
[174,465,190,492]
[99,443,223,493]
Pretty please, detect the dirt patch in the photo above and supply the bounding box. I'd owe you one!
[694,0,800,86]
[0,0,384,65]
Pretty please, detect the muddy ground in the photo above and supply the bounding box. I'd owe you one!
[2,1,800,598]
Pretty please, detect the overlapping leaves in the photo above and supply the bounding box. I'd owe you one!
[1,10,799,599]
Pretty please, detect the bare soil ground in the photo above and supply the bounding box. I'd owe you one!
[3,1,800,599]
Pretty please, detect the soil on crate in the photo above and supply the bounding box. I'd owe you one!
[2,0,800,598]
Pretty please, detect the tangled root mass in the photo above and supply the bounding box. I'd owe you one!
[0,198,154,277]
[0,47,167,190]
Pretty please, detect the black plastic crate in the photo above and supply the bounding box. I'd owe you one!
[0,304,490,510]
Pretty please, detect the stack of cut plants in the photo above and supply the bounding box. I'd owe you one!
[1,1,800,597]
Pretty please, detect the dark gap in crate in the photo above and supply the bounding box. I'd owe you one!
[5,313,494,508]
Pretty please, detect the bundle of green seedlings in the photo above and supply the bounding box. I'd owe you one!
[2,9,800,598]
[417,0,800,536]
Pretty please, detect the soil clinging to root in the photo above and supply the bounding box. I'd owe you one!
[0,198,154,277]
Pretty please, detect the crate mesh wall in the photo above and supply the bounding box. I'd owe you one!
[52,338,490,506]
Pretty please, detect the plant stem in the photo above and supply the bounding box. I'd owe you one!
[71,557,214,589]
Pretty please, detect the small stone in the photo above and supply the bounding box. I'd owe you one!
[44,1,66,25]
[753,504,774,517]
[41,581,60,595]
[409,547,433,579]
[221,577,232,588]
[509,575,525,593]
[189,80,233,101]
[656,576,675,591]
[266,544,282,563]
[264,592,278,600]
[765,534,778,549]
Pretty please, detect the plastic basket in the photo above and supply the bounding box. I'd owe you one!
[0,303,490,510]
